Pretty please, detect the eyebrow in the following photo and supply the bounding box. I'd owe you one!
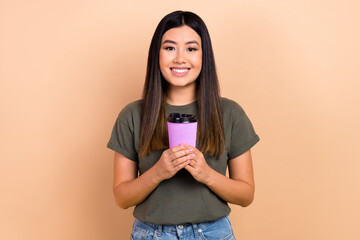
[162,40,200,46]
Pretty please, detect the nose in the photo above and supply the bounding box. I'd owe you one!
[173,49,186,64]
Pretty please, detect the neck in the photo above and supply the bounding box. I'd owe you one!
[166,84,196,106]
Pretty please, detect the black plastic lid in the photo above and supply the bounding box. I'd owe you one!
[167,113,197,123]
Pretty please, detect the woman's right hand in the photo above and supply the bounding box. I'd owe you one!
[153,143,193,182]
[113,143,193,209]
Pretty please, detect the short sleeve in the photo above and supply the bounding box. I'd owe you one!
[107,105,138,162]
[228,103,260,159]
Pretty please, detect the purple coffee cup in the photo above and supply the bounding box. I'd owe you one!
[167,113,197,148]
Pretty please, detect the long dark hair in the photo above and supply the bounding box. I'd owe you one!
[140,11,225,159]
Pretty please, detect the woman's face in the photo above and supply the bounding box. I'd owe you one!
[159,25,202,89]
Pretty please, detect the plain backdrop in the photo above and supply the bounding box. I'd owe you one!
[1,0,359,239]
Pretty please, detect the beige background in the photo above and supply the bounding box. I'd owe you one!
[1,0,359,239]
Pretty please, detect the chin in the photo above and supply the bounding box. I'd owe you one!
[166,77,196,86]
[169,81,195,88]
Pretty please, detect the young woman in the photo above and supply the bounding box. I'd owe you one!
[107,11,260,240]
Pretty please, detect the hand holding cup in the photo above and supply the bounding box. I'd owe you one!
[153,143,193,182]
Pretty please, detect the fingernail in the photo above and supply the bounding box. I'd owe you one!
[189,148,194,152]
[191,154,195,158]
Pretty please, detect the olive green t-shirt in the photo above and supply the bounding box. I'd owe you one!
[107,97,259,225]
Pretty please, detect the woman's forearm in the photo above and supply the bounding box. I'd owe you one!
[205,169,255,207]
[113,145,193,209]
[113,167,161,209]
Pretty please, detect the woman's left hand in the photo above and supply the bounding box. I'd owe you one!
[184,147,213,184]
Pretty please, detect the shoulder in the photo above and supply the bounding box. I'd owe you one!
[123,99,142,111]
[221,97,245,115]
[118,99,142,123]
[119,99,142,114]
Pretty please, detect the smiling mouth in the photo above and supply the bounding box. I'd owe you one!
[171,68,190,73]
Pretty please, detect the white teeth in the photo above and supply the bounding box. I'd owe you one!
[172,68,189,73]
